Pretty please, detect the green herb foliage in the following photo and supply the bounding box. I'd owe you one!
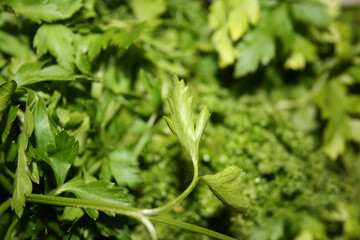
[0,0,360,239]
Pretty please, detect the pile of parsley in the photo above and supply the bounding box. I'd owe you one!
[1,1,360,239]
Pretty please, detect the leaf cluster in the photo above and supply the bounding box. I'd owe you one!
[0,0,360,239]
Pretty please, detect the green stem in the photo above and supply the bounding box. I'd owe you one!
[149,216,236,240]
[25,193,233,240]
[4,167,15,179]
[137,214,158,240]
[0,174,13,194]
[0,199,11,216]
[4,217,19,240]
[26,194,156,239]
[26,194,141,215]
[141,162,199,216]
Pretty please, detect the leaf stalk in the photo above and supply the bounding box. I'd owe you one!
[141,160,199,216]
[25,192,235,240]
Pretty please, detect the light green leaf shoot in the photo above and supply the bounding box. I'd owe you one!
[164,76,211,165]
[208,0,260,67]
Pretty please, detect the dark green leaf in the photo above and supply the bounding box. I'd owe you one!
[27,90,56,150]
[26,156,40,184]
[57,177,129,219]
[1,105,19,144]
[14,62,89,87]
[36,130,79,186]
[11,94,35,217]
[0,80,17,122]
[58,177,129,206]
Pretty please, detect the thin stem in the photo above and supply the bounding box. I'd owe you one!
[137,214,158,240]
[0,174,13,194]
[26,194,156,239]
[25,193,234,240]
[0,198,11,216]
[141,162,199,216]
[26,194,141,215]
[4,167,15,179]
[149,216,236,240]
[4,217,19,240]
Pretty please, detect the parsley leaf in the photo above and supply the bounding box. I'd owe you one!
[58,177,129,206]
[316,80,349,159]
[208,0,260,67]
[234,29,275,77]
[33,24,75,71]
[57,176,130,220]
[1,105,19,144]
[14,62,88,87]
[11,92,35,217]
[0,31,36,62]
[164,76,211,164]
[111,23,147,49]
[291,1,328,28]
[5,0,82,23]
[0,80,17,122]
[107,148,143,190]
[201,165,247,213]
[36,130,79,187]
[28,90,56,151]
[129,0,166,22]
